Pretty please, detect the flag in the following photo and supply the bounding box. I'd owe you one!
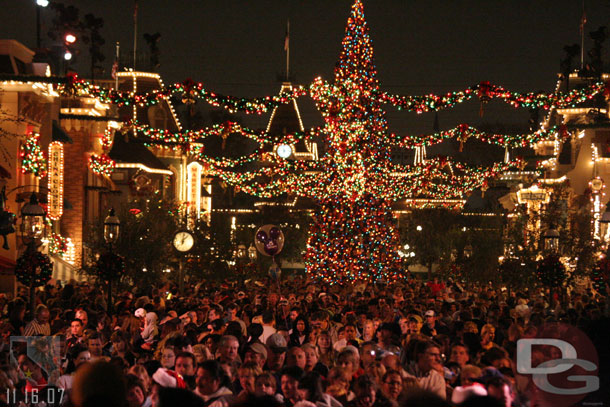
[284,20,290,51]
[111,59,118,79]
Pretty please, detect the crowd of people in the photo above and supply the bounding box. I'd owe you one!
[0,274,607,407]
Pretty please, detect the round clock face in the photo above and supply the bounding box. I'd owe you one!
[173,231,194,252]
[276,144,293,159]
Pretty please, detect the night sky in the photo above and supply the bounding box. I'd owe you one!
[2,1,609,135]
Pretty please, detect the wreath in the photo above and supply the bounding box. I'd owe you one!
[96,252,125,282]
[15,251,53,287]
[536,255,567,287]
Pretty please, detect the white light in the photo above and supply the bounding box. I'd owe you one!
[64,34,76,44]
[410,252,416,257]
[403,244,409,250]
[64,51,72,60]
[276,144,293,159]
[36,0,49,7]
[416,225,422,231]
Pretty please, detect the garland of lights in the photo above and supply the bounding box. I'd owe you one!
[58,72,607,117]
[390,125,563,149]
[69,79,307,115]
[89,154,116,177]
[15,250,53,287]
[20,133,47,178]
[378,81,608,113]
[89,129,116,176]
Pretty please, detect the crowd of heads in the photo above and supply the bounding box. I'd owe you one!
[0,274,607,407]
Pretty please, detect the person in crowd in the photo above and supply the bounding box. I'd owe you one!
[336,348,361,379]
[86,331,104,361]
[286,346,307,370]
[347,374,393,407]
[194,360,233,407]
[160,347,176,370]
[126,373,152,407]
[448,343,470,368]
[289,316,310,347]
[24,304,51,336]
[280,366,304,407]
[315,330,336,368]
[404,340,446,399]
[295,371,342,407]
[217,335,240,366]
[380,370,403,405]
[301,343,328,377]
[175,351,198,390]
[261,311,277,343]
[255,371,283,403]
[266,333,288,374]
[111,330,137,366]
[325,367,354,405]
[243,343,267,370]
[66,318,85,348]
[234,361,262,404]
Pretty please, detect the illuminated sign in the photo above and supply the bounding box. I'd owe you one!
[48,142,64,220]
[187,162,202,218]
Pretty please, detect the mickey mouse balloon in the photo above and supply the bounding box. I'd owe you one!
[254,224,285,256]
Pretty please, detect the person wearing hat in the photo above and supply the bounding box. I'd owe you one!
[243,342,268,370]
[420,310,449,337]
[266,333,288,374]
[377,323,401,355]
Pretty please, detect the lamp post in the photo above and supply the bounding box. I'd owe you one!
[35,0,49,49]
[543,227,560,253]
[20,192,47,313]
[103,208,120,313]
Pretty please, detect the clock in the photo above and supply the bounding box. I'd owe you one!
[276,144,293,159]
[173,230,194,252]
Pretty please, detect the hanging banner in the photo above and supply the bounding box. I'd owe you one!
[187,162,202,219]
[48,141,64,220]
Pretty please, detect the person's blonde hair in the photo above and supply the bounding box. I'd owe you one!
[481,324,495,336]
[238,361,262,377]
[301,343,320,358]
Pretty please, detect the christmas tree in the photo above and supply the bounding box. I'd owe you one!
[303,0,402,283]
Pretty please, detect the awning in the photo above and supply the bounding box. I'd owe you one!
[52,121,73,144]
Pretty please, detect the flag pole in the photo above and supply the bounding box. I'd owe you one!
[285,19,290,81]
[133,0,138,70]
[115,42,120,89]
[580,0,586,70]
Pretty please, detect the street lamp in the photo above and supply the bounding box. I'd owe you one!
[543,227,560,253]
[103,208,120,246]
[248,243,257,261]
[20,193,46,247]
[463,244,473,259]
[237,244,247,260]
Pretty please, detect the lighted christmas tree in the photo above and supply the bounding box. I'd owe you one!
[302,0,403,283]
